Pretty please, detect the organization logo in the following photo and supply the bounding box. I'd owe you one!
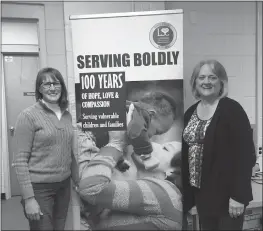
[149,22,177,50]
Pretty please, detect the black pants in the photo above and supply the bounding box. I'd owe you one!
[199,213,245,230]
[193,187,245,230]
[21,177,71,231]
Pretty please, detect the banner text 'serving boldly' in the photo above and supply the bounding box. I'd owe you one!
[77,51,180,69]
[70,10,183,133]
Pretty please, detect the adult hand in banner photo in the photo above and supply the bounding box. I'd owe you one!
[107,103,135,152]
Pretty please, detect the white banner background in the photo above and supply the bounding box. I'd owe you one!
[70,10,183,82]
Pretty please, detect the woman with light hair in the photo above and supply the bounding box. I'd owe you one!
[181,59,256,230]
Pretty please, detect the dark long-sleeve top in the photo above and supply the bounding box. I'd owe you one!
[181,97,256,217]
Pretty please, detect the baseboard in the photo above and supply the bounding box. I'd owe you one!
[1,193,6,200]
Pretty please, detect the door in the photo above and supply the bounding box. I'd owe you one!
[3,54,39,196]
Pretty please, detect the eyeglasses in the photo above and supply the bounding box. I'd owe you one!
[197,75,219,82]
[41,81,61,89]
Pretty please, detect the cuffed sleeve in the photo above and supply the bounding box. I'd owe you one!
[127,106,153,155]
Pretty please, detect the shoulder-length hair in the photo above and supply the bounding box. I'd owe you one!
[190,59,228,99]
[35,67,69,110]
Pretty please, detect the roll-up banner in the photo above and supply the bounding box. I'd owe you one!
[70,9,183,229]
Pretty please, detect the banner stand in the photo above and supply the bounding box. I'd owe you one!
[69,9,183,230]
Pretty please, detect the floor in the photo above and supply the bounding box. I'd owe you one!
[1,195,75,230]
[1,196,29,230]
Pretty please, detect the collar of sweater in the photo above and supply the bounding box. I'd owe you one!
[38,99,66,114]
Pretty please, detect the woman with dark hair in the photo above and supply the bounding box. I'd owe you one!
[13,67,79,231]
[181,59,256,230]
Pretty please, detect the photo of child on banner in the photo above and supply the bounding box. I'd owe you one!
[74,79,183,230]
[75,79,183,173]
[125,80,183,170]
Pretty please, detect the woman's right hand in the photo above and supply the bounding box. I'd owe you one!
[24,197,43,220]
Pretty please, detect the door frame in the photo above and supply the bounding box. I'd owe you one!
[256,2,262,156]
[1,2,46,199]
[1,54,11,199]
